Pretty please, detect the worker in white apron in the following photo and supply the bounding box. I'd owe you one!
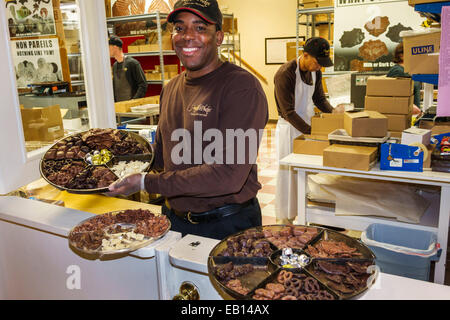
[274,37,343,223]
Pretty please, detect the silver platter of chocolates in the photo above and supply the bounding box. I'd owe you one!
[39,128,154,194]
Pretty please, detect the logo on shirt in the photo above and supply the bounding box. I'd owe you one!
[187,104,213,117]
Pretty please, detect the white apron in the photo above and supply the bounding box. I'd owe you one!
[275,60,316,220]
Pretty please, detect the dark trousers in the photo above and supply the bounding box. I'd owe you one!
[161,198,262,240]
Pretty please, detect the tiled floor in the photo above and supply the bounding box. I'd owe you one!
[256,122,278,226]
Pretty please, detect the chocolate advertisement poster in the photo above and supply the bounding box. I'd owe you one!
[11,37,63,88]
[5,0,56,38]
[334,0,423,72]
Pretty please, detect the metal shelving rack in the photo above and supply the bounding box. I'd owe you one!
[220,13,241,66]
[296,1,334,60]
[106,12,177,85]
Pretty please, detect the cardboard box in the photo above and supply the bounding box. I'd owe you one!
[389,131,403,139]
[408,0,445,7]
[403,29,440,75]
[364,95,413,115]
[323,144,378,171]
[293,135,330,156]
[20,105,64,142]
[366,76,414,97]
[115,96,160,113]
[286,41,304,62]
[418,120,450,136]
[401,127,432,146]
[311,113,344,137]
[380,143,424,172]
[385,114,412,132]
[344,111,388,137]
[127,45,140,53]
[302,0,334,8]
[317,24,334,41]
[223,17,238,34]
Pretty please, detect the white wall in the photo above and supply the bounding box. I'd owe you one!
[218,0,304,120]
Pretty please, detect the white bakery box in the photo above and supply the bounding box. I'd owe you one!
[0,196,449,300]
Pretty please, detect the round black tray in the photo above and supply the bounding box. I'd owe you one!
[207,225,377,300]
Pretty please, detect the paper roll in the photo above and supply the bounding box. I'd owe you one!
[409,142,429,161]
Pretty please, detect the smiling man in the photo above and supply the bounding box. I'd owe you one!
[108,0,269,240]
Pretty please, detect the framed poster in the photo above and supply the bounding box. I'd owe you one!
[5,0,56,38]
[334,0,424,72]
[11,37,63,88]
[265,36,305,65]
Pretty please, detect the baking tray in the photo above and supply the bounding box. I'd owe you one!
[68,210,170,258]
[40,129,154,194]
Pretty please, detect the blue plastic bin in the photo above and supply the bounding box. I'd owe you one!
[361,224,441,281]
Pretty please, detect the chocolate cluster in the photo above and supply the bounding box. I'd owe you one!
[42,129,151,191]
[305,240,363,258]
[44,134,91,160]
[219,230,273,257]
[215,262,255,284]
[263,226,318,249]
[311,261,372,295]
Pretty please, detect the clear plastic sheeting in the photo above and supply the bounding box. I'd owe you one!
[307,173,431,223]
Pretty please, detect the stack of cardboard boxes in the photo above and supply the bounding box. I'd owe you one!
[145,64,179,82]
[127,31,172,53]
[301,0,334,8]
[292,110,389,171]
[364,76,414,139]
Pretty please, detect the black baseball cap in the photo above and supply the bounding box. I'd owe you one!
[304,37,333,68]
[109,35,123,48]
[168,0,222,30]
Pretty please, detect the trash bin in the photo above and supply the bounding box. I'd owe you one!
[361,223,441,281]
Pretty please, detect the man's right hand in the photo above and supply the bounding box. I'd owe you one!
[105,173,143,197]
[332,104,346,114]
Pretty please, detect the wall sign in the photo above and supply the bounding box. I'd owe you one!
[5,0,56,38]
[334,0,424,72]
[11,37,63,88]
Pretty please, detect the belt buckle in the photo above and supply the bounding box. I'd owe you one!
[186,211,199,224]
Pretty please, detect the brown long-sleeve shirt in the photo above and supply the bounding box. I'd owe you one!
[145,62,269,212]
[274,59,333,134]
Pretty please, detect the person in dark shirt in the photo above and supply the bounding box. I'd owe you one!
[107,0,268,240]
[273,37,344,223]
[109,35,147,102]
[386,42,422,116]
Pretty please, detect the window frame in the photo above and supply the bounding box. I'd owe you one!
[0,0,115,194]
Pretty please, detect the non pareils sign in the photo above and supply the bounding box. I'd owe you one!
[11,38,63,88]
[5,0,56,38]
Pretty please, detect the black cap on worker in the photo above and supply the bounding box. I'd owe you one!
[168,0,223,31]
[304,37,333,68]
[109,35,123,48]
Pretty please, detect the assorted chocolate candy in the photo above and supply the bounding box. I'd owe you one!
[41,128,151,192]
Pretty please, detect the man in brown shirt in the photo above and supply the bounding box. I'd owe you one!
[274,37,344,222]
[107,0,268,239]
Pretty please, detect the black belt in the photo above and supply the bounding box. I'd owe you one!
[165,198,255,224]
